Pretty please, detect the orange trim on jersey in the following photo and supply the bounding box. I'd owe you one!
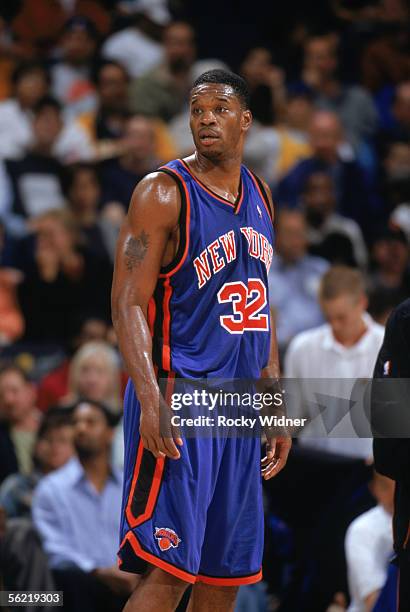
[179,158,244,211]
[197,569,263,586]
[158,166,191,278]
[247,170,273,221]
[162,277,172,371]
[119,531,196,584]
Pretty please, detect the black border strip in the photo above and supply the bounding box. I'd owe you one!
[158,167,188,275]
[248,169,274,222]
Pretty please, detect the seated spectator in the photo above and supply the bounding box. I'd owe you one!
[241,47,285,185]
[10,0,110,57]
[0,61,49,160]
[64,162,122,262]
[32,399,136,612]
[376,82,410,150]
[368,286,404,326]
[276,92,313,179]
[293,32,378,148]
[268,209,328,354]
[100,115,159,209]
[275,111,375,235]
[369,228,410,298]
[102,7,166,79]
[380,139,410,216]
[77,59,176,163]
[4,96,66,228]
[361,21,410,93]
[15,209,112,348]
[50,16,98,120]
[62,341,123,414]
[128,21,196,122]
[345,472,395,612]
[37,318,111,412]
[0,505,55,597]
[0,221,24,344]
[0,364,41,483]
[301,172,368,268]
[284,266,384,458]
[0,409,74,518]
[241,47,287,123]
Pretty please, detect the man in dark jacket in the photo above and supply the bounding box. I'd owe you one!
[372,298,410,612]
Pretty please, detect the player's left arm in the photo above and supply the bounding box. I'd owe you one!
[259,178,292,480]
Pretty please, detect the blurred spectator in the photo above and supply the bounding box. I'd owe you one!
[76,59,176,163]
[241,47,285,185]
[11,0,110,57]
[128,21,196,122]
[0,61,50,159]
[345,471,394,612]
[15,209,112,348]
[377,82,410,146]
[62,341,122,414]
[0,220,24,344]
[0,505,55,602]
[284,266,384,458]
[0,365,41,482]
[276,92,313,179]
[302,172,368,268]
[37,318,111,412]
[369,227,410,297]
[51,16,99,120]
[64,162,122,262]
[380,139,410,214]
[367,285,404,326]
[0,409,74,518]
[240,47,286,124]
[275,111,374,234]
[102,6,167,79]
[32,399,136,612]
[361,21,410,93]
[77,59,130,157]
[100,114,159,209]
[4,97,66,229]
[268,209,328,354]
[294,33,379,148]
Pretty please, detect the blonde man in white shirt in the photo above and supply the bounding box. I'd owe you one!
[284,266,384,458]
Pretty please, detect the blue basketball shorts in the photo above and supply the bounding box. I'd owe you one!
[118,378,264,585]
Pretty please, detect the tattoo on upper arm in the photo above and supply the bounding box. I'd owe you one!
[124,231,150,271]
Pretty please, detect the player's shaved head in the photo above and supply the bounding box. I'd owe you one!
[192,69,250,109]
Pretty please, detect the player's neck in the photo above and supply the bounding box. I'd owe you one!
[189,151,242,195]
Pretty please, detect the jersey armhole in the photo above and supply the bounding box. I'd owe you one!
[248,170,274,223]
[157,167,190,277]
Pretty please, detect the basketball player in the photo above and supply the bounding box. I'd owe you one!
[112,69,292,612]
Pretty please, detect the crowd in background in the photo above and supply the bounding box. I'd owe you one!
[0,0,409,611]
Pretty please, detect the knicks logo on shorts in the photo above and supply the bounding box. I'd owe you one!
[154,527,181,551]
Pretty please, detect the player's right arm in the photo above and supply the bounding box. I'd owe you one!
[111,171,183,460]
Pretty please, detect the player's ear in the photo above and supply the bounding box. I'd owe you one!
[241,109,252,133]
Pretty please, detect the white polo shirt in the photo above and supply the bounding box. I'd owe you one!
[284,314,385,457]
[345,505,393,612]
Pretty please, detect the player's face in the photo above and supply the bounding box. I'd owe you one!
[190,84,251,160]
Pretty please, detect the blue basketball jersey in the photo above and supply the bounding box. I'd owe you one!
[149,158,274,379]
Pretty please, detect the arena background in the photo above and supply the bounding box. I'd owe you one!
[0,0,408,611]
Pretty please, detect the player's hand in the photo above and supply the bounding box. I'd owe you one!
[140,393,183,460]
[261,435,291,479]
